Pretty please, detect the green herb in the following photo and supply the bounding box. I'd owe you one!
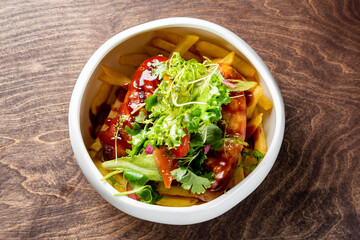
[239,150,264,171]
[125,123,150,156]
[201,123,223,150]
[229,80,257,92]
[102,154,163,181]
[171,167,213,194]
[108,176,117,186]
[115,168,162,204]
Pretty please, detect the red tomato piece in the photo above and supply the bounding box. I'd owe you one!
[153,148,177,188]
[170,134,190,158]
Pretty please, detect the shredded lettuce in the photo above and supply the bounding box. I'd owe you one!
[140,53,231,151]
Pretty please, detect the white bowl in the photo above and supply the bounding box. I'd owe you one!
[68,17,285,225]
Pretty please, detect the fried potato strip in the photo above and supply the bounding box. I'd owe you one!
[119,53,150,67]
[157,195,198,207]
[99,64,131,86]
[196,41,256,79]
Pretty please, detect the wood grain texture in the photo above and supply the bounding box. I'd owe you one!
[1,0,359,239]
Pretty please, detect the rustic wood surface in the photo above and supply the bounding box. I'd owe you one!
[1,0,359,239]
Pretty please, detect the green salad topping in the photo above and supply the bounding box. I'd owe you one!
[102,53,260,203]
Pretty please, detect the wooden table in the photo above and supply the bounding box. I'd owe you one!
[1,0,359,239]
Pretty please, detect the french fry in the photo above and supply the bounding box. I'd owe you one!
[151,38,201,62]
[156,195,198,207]
[242,108,267,177]
[143,45,170,57]
[106,85,120,105]
[93,158,126,192]
[253,108,267,155]
[171,35,199,57]
[257,95,273,110]
[155,30,198,53]
[228,163,245,188]
[99,64,131,86]
[212,51,235,65]
[157,182,194,198]
[91,82,112,115]
[119,53,150,67]
[246,85,264,119]
[196,41,256,79]
[243,148,253,177]
[151,38,175,53]
[245,113,263,140]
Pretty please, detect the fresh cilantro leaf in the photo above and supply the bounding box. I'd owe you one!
[144,94,158,111]
[191,152,207,172]
[202,124,223,150]
[171,167,212,194]
[125,122,142,136]
[125,123,150,156]
[189,133,204,148]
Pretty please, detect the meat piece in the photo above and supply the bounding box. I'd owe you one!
[198,63,247,201]
[98,56,167,160]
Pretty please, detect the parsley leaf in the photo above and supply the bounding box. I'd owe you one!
[202,124,223,150]
[171,167,213,194]
[144,94,158,111]
[125,123,149,156]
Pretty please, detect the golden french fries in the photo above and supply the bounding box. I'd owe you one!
[91,82,112,115]
[93,158,126,192]
[156,195,198,207]
[253,108,267,155]
[196,41,256,79]
[246,113,263,140]
[171,35,199,57]
[151,38,201,62]
[119,53,150,67]
[212,51,235,65]
[229,164,245,188]
[258,95,273,110]
[157,182,194,198]
[99,64,132,86]
[143,45,170,57]
[246,85,264,118]
[155,30,198,53]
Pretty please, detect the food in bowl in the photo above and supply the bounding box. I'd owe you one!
[87,30,273,207]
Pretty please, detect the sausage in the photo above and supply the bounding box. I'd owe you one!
[98,56,167,160]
